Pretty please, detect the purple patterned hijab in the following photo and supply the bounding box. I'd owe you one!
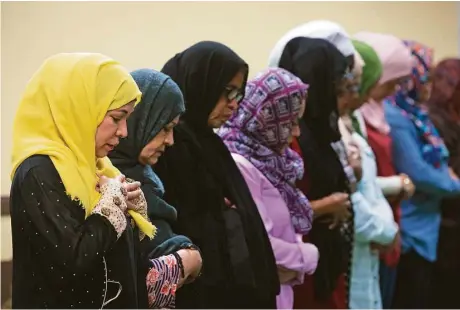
[218,68,313,234]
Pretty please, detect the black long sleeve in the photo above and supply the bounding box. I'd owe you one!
[12,157,118,280]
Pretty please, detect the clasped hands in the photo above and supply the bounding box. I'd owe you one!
[96,174,143,211]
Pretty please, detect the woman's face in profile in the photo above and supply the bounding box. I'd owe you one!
[95,101,135,158]
[207,71,245,128]
[138,116,180,166]
[284,97,306,150]
[337,75,361,115]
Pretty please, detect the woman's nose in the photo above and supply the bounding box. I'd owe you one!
[117,120,129,138]
[228,99,238,111]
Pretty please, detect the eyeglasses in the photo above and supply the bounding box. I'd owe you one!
[223,86,244,103]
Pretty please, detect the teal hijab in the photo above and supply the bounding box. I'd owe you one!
[110,69,185,177]
[109,69,190,254]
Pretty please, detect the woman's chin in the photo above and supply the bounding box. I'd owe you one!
[148,157,159,166]
[96,149,109,159]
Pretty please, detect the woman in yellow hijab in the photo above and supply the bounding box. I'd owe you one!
[9,53,183,309]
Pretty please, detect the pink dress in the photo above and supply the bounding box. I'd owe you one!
[232,153,319,309]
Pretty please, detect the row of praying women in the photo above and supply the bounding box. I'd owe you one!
[8,19,460,309]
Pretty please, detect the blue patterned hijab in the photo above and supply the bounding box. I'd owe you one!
[389,41,449,168]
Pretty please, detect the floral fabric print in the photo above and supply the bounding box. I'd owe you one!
[146,254,181,309]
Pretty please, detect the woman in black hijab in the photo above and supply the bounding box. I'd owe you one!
[278,37,355,309]
[155,41,279,309]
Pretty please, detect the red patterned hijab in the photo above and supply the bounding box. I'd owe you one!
[429,58,460,122]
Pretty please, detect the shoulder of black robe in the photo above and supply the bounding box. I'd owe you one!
[279,37,353,301]
[108,69,193,258]
[157,41,279,308]
[9,155,146,308]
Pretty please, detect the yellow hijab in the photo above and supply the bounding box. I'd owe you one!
[11,53,155,239]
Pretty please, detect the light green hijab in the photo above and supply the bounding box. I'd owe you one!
[352,39,383,97]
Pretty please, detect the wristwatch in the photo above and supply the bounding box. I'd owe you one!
[400,174,412,193]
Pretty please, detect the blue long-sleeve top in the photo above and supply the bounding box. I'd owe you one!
[385,102,460,262]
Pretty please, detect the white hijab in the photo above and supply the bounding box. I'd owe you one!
[268,20,356,67]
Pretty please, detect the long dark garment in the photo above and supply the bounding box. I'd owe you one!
[392,251,435,309]
[155,41,279,309]
[278,37,354,308]
[427,59,460,309]
[10,156,153,309]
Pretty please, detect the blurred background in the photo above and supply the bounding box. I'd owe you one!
[1,1,459,307]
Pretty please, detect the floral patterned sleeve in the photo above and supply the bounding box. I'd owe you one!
[146,254,181,309]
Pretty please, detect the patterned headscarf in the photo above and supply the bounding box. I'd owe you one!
[403,40,434,101]
[429,58,460,122]
[218,68,313,235]
[390,40,449,168]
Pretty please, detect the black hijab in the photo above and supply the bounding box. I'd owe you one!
[279,37,347,144]
[158,41,279,308]
[279,37,353,302]
[161,41,248,132]
[109,69,192,257]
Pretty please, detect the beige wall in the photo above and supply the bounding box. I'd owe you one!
[1,1,458,195]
